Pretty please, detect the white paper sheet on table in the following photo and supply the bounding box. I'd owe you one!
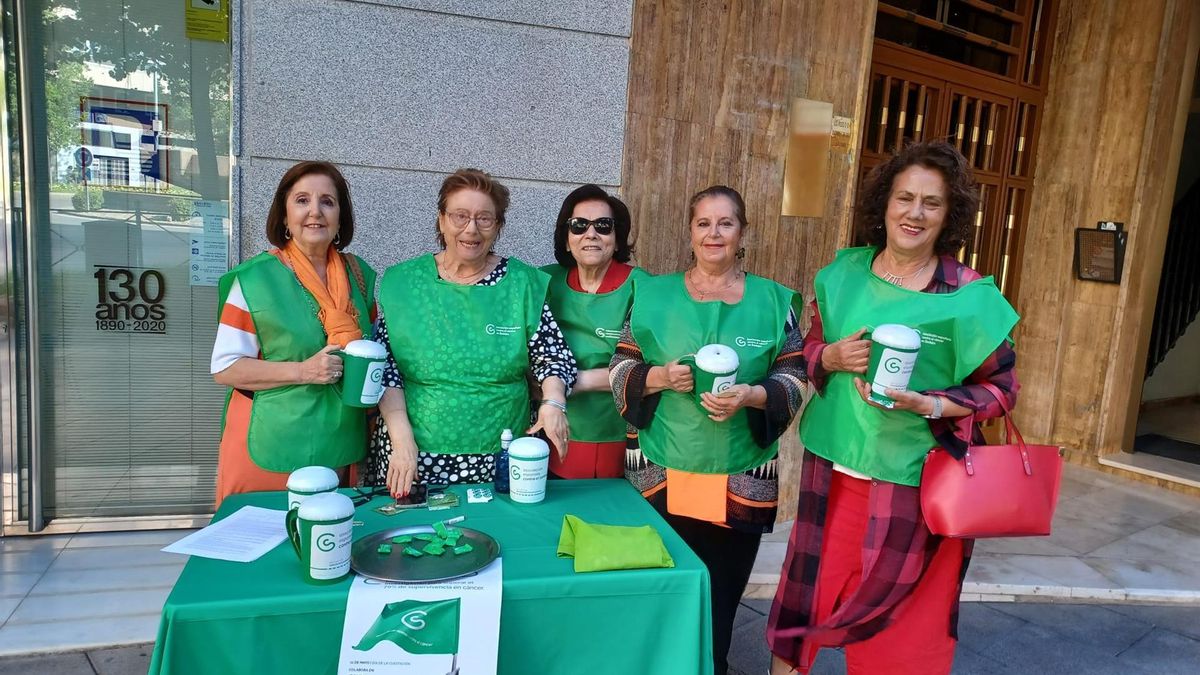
[161,506,288,562]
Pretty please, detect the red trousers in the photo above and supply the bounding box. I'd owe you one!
[795,471,962,675]
[549,439,625,479]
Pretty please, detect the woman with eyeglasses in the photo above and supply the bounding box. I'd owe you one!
[540,185,647,479]
[363,168,576,497]
[610,185,807,675]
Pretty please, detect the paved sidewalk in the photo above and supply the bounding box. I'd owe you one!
[728,600,1200,675]
[748,463,1200,604]
[1,601,1197,674]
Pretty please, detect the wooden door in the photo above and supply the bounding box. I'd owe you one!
[861,0,1054,302]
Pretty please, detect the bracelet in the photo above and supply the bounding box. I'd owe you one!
[540,399,567,413]
[923,395,943,420]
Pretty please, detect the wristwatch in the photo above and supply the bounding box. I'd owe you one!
[923,395,943,420]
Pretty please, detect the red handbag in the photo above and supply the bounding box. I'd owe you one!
[920,383,1063,538]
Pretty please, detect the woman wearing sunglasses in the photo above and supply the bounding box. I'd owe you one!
[540,185,646,479]
[610,185,807,674]
[363,168,576,497]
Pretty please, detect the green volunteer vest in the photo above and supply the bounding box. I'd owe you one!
[217,252,376,472]
[800,247,1019,486]
[378,255,550,455]
[631,272,799,474]
[541,264,649,443]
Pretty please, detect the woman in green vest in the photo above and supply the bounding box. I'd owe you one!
[541,184,646,478]
[364,168,576,497]
[766,141,1021,675]
[211,161,376,507]
[610,185,807,675]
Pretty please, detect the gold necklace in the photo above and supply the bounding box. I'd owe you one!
[688,268,742,300]
[437,255,490,285]
[878,256,932,288]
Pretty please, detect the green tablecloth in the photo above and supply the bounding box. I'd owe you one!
[148,480,713,675]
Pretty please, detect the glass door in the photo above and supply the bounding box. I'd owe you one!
[3,0,232,531]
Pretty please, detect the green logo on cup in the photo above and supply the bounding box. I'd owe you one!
[316,533,336,552]
[370,369,382,383]
[884,357,903,374]
[511,466,521,480]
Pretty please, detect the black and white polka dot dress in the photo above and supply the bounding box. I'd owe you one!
[363,258,576,486]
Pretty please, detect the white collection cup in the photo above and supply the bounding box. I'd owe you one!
[508,436,550,504]
[866,324,922,407]
[286,466,340,510]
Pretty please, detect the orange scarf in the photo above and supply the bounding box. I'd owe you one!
[281,242,362,347]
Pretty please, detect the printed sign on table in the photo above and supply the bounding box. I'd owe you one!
[338,560,502,675]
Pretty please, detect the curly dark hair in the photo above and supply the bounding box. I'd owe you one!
[552,184,634,267]
[266,161,355,250]
[855,140,979,256]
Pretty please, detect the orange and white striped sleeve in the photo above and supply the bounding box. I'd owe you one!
[210,278,260,374]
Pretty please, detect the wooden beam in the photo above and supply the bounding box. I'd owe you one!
[1013,0,1200,460]
[621,0,878,523]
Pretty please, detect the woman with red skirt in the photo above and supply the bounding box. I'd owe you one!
[767,141,1021,674]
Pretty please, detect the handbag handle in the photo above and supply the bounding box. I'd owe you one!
[962,382,1033,477]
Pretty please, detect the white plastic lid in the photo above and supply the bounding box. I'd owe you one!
[287,466,339,492]
[695,343,739,373]
[509,436,550,460]
[297,492,355,521]
[871,324,921,350]
[342,339,389,359]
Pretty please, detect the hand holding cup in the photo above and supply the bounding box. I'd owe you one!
[821,327,870,374]
[662,361,695,393]
[300,344,343,384]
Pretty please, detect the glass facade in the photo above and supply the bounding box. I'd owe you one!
[3,0,232,527]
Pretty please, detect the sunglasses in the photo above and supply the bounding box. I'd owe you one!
[566,217,616,236]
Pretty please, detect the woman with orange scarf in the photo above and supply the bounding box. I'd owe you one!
[210,161,376,507]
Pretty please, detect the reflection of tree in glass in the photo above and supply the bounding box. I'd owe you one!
[45,60,92,180]
[45,1,230,199]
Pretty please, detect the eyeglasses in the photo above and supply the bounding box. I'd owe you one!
[566,217,615,236]
[444,210,498,230]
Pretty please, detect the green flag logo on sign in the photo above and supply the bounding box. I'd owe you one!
[353,598,461,654]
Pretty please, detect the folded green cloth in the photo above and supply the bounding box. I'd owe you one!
[556,514,675,573]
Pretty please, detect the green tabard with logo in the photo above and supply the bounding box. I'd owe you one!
[630,273,799,474]
[541,263,648,442]
[219,252,376,472]
[800,247,1019,486]
[379,255,550,455]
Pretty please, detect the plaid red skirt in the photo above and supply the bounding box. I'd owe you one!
[766,452,972,672]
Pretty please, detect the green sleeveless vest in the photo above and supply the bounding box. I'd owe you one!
[218,252,376,472]
[630,272,799,474]
[378,255,550,455]
[800,247,1019,486]
[541,264,648,443]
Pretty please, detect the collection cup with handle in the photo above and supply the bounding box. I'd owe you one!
[330,339,389,408]
[285,492,355,584]
[677,343,740,408]
[864,324,922,407]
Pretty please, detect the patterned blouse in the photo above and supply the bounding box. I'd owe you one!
[363,258,577,485]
